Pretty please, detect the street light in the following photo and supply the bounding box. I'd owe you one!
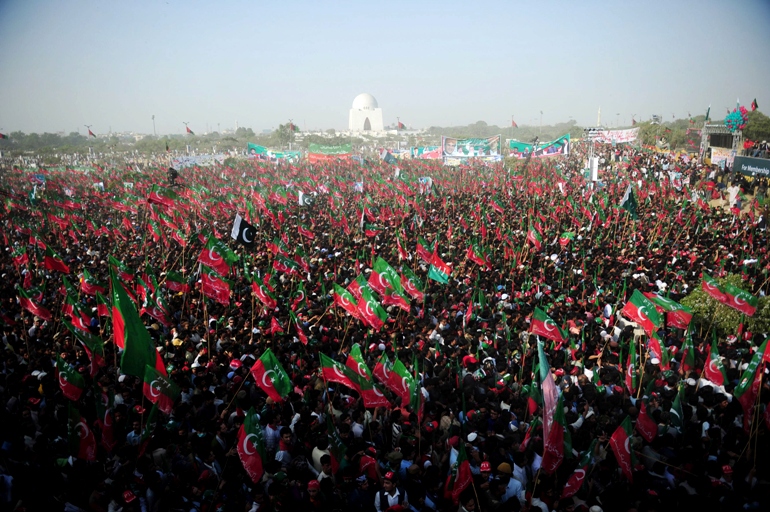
[152,115,156,136]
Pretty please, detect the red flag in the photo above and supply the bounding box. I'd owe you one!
[237,408,266,483]
[635,402,658,443]
[609,417,634,482]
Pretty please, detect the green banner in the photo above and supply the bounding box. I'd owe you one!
[247,143,300,161]
[308,143,352,155]
[508,134,570,159]
[733,155,770,177]
[442,135,501,157]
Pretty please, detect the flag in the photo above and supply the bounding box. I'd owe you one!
[357,286,388,330]
[147,184,179,208]
[250,348,292,403]
[63,320,105,377]
[680,328,696,373]
[416,237,434,263]
[231,213,257,248]
[80,268,106,296]
[398,121,406,130]
[400,267,424,302]
[620,184,638,220]
[541,393,566,474]
[527,224,543,251]
[109,255,134,282]
[68,403,96,461]
[389,358,415,405]
[703,331,727,386]
[289,122,299,132]
[238,408,267,483]
[558,232,575,248]
[110,267,166,377]
[252,279,277,309]
[332,283,361,319]
[635,402,657,443]
[164,270,191,293]
[320,353,358,389]
[701,273,728,303]
[609,416,634,482]
[57,355,85,401]
[326,415,347,473]
[12,247,29,267]
[705,104,711,122]
[511,119,518,128]
[16,285,52,321]
[273,254,301,275]
[427,246,451,285]
[643,293,692,329]
[380,149,398,165]
[751,98,758,111]
[538,341,559,444]
[621,290,662,336]
[670,383,685,430]
[373,352,393,388]
[0,133,8,139]
[734,340,768,432]
[448,437,473,503]
[530,307,567,344]
[721,282,759,317]
[199,234,236,276]
[186,126,194,135]
[200,265,231,305]
[561,439,597,499]
[143,364,180,414]
[291,281,306,311]
[466,244,492,270]
[88,129,96,138]
[369,257,402,296]
[44,247,70,273]
[346,344,390,408]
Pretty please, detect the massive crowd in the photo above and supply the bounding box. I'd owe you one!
[0,141,768,512]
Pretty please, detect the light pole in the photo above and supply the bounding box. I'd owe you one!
[152,115,156,136]
[616,113,620,127]
[540,111,543,135]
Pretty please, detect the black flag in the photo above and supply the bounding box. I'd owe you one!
[231,214,256,248]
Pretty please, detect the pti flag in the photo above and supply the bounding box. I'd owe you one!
[250,348,292,403]
[621,289,662,335]
[68,403,96,461]
[57,355,85,401]
[237,408,266,483]
[143,364,180,414]
[609,416,635,482]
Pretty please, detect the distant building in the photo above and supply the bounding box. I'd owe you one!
[348,93,384,132]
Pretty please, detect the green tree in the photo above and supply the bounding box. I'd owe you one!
[680,273,770,338]
[743,110,770,142]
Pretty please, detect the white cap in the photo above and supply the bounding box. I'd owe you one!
[467,432,478,442]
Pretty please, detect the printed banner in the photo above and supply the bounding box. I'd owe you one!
[508,134,570,159]
[307,153,352,164]
[733,156,770,177]
[444,155,502,166]
[247,143,300,162]
[593,128,639,143]
[412,146,442,159]
[172,154,226,168]
[307,143,353,155]
[442,135,501,158]
[709,147,734,166]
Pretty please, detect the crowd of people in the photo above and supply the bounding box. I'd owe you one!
[0,141,768,512]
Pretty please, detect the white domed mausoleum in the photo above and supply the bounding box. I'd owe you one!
[349,93,384,132]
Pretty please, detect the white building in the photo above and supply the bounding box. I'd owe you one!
[348,93,384,132]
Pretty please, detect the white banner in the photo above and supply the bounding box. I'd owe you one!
[594,128,639,143]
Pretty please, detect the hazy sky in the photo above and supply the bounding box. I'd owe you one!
[1,0,768,135]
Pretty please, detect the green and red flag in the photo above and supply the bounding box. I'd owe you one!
[147,184,179,208]
[416,237,434,263]
[681,328,696,373]
[400,267,424,302]
[373,352,393,389]
[109,255,134,282]
[427,244,452,285]
[527,224,543,251]
[68,403,96,461]
[561,439,597,499]
[701,273,728,303]
[541,393,566,474]
[198,234,235,276]
[446,434,472,503]
[643,292,693,329]
[368,257,403,296]
[291,281,306,311]
[635,401,657,443]
[200,265,231,305]
[95,292,110,317]
[80,268,106,296]
[164,270,190,293]
[110,267,166,377]
[466,243,492,270]
[538,340,560,442]
[609,416,635,482]
[238,408,267,483]
[11,247,28,267]
[721,282,759,317]
[250,348,292,403]
[143,364,180,414]
[273,253,301,275]
[332,283,361,319]
[347,344,389,408]
[326,415,348,473]
[670,383,685,430]
[530,307,567,344]
[56,355,85,401]
[558,232,575,248]
[734,340,768,432]
[703,331,727,386]
[320,352,358,390]
[63,319,105,377]
[621,289,662,336]
[363,223,383,238]
[357,286,388,330]
[16,285,52,321]
[252,278,277,309]
[62,293,91,331]
[44,246,70,273]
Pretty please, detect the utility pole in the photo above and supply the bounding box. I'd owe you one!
[152,115,156,136]
[539,111,543,135]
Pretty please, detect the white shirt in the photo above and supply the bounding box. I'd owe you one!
[374,488,407,512]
